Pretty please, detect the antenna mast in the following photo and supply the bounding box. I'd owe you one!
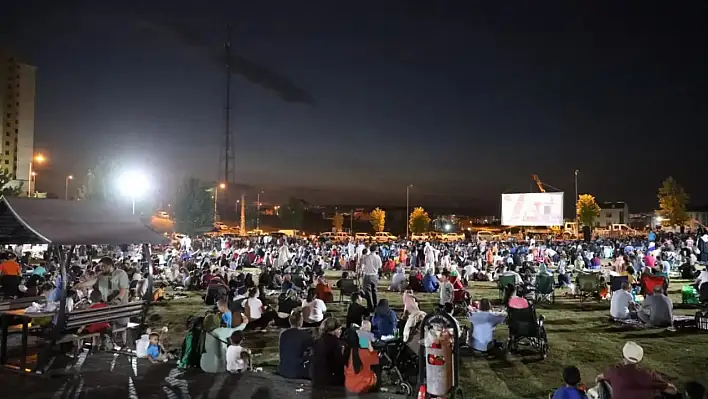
[222,24,235,187]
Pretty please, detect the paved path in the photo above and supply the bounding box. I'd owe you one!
[2,350,407,399]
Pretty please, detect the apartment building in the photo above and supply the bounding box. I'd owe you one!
[0,50,36,188]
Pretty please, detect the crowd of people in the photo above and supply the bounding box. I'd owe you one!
[1,227,707,397]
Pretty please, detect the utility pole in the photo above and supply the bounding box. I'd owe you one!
[406,184,413,239]
[222,25,235,189]
[350,208,353,233]
[240,193,246,236]
[574,170,579,235]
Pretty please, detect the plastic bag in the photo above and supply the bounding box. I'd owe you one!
[136,334,150,358]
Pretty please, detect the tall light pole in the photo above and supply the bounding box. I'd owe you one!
[214,183,226,223]
[574,170,579,234]
[118,171,149,215]
[406,184,413,239]
[256,190,264,230]
[27,154,46,197]
[65,175,73,200]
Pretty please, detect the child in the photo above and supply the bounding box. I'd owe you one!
[551,366,586,399]
[226,331,251,373]
[356,320,375,351]
[439,270,454,307]
[217,299,233,328]
[146,332,169,363]
[81,290,111,335]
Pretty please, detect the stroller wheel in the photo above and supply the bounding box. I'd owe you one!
[397,382,413,396]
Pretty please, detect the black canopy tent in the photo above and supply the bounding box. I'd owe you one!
[0,196,168,332]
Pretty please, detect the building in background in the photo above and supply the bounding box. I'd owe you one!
[687,205,708,229]
[595,201,629,227]
[0,50,36,189]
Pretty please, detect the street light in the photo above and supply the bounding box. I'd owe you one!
[256,190,264,230]
[214,183,226,223]
[65,175,73,200]
[118,171,150,215]
[574,170,579,235]
[27,154,46,197]
[406,184,413,239]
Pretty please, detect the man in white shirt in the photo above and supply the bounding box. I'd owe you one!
[695,269,708,291]
[610,281,635,320]
[359,244,382,311]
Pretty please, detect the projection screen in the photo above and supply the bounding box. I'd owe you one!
[501,192,564,226]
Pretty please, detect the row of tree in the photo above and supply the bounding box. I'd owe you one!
[331,207,432,234]
[576,176,691,227]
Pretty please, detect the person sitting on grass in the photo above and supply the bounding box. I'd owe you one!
[609,281,635,321]
[226,331,251,373]
[595,341,677,398]
[408,270,424,292]
[276,289,302,328]
[278,309,313,379]
[303,287,328,327]
[422,268,439,293]
[389,267,407,292]
[551,366,587,399]
[468,299,506,353]
[371,299,397,338]
[315,274,334,303]
[346,293,370,328]
[311,317,345,390]
[503,283,529,309]
[637,285,673,328]
[243,287,276,330]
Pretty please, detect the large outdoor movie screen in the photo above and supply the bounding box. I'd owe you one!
[501,192,564,226]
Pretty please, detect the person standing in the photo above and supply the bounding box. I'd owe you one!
[359,245,381,312]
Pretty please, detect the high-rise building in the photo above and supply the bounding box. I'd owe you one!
[0,50,36,188]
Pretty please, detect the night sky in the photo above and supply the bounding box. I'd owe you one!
[2,1,706,214]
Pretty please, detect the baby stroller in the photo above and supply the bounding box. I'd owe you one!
[375,337,418,396]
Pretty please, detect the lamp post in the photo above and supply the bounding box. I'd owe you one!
[65,175,73,200]
[27,154,46,197]
[214,183,226,223]
[256,190,264,230]
[406,184,413,239]
[118,171,149,215]
[574,170,579,235]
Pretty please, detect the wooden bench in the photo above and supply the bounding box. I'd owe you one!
[56,301,148,353]
[0,296,46,313]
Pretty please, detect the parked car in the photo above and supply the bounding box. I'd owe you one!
[374,232,397,242]
[354,232,371,241]
[319,232,333,241]
[476,230,495,241]
[333,232,351,242]
[443,232,465,242]
[410,233,428,241]
[214,222,229,231]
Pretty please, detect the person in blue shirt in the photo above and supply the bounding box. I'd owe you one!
[468,299,506,352]
[147,332,168,363]
[551,366,587,399]
[32,263,47,277]
[217,299,233,328]
[371,299,397,338]
[422,269,439,293]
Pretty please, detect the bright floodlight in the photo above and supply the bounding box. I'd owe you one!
[445,224,452,231]
[118,171,150,198]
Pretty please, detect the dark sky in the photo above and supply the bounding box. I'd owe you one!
[2,0,706,214]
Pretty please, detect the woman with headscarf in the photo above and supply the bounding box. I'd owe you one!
[343,326,380,394]
[389,267,407,292]
[371,299,397,338]
[422,268,439,293]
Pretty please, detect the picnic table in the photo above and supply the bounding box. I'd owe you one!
[0,310,55,370]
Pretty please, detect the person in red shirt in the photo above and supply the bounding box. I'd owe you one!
[596,341,677,399]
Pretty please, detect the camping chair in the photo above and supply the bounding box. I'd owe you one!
[338,278,359,303]
[498,275,518,299]
[506,306,549,359]
[576,272,602,302]
[535,274,555,305]
[640,274,667,296]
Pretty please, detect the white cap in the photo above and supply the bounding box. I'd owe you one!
[623,341,644,364]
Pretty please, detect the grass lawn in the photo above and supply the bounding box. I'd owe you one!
[147,272,708,399]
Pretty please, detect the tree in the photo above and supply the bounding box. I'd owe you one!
[280,197,305,230]
[576,194,601,227]
[370,208,386,233]
[332,212,344,232]
[173,177,214,235]
[658,176,690,226]
[0,169,23,197]
[409,207,431,234]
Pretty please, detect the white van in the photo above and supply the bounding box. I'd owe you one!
[374,232,397,242]
[476,230,494,241]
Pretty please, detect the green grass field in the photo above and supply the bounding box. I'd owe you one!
[147,273,708,399]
